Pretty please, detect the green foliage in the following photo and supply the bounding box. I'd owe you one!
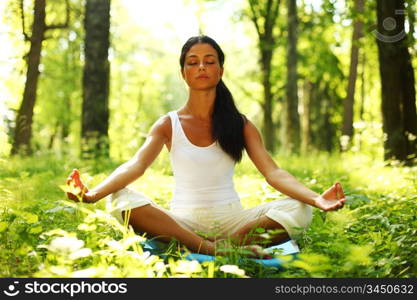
[1,0,394,159]
[0,152,416,278]
[35,0,84,157]
[1,0,416,278]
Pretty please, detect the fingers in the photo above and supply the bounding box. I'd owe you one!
[66,192,79,202]
[67,169,83,187]
[334,182,345,201]
[335,198,345,210]
[325,203,339,211]
[336,182,346,209]
[326,203,342,212]
[66,169,78,183]
[72,169,82,185]
[324,198,345,211]
[65,169,86,202]
[336,182,345,198]
[321,185,335,199]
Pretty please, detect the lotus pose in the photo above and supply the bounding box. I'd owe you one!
[66,35,345,258]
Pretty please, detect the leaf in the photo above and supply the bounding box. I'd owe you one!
[20,211,38,224]
[0,222,7,232]
[254,227,266,233]
[29,226,43,234]
[59,184,71,193]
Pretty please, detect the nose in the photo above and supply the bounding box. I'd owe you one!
[198,62,206,70]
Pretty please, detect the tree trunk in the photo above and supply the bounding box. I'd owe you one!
[341,0,364,150]
[301,80,313,154]
[11,0,46,155]
[247,0,281,153]
[308,83,335,152]
[284,0,300,153]
[376,0,417,163]
[406,0,415,48]
[359,52,366,122]
[322,86,334,152]
[82,0,111,158]
[260,40,274,152]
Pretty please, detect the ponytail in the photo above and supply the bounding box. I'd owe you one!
[213,79,247,162]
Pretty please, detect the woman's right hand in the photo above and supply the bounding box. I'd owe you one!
[66,169,94,203]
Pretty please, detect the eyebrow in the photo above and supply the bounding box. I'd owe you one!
[186,54,216,58]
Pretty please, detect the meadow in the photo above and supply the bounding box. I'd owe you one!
[1,151,416,278]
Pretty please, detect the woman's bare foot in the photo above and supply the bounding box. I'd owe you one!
[241,245,272,259]
[213,239,271,259]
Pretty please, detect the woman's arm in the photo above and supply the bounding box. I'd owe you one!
[243,120,345,211]
[67,115,171,203]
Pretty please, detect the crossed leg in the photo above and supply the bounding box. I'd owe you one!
[229,216,290,247]
[122,204,274,258]
[122,204,215,255]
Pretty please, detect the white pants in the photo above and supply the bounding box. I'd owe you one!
[106,188,313,239]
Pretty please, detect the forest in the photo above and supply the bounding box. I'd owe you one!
[0,0,416,278]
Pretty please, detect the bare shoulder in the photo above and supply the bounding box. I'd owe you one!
[243,118,262,140]
[148,114,172,141]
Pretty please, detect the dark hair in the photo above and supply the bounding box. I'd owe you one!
[179,35,247,162]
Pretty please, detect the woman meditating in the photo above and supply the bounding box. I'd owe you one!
[66,35,345,258]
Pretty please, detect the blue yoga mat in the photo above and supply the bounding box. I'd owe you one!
[141,239,299,269]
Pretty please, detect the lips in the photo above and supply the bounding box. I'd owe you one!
[196,75,209,79]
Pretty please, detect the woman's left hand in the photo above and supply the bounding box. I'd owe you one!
[314,182,345,211]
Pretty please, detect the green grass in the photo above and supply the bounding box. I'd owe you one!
[0,152,416,278]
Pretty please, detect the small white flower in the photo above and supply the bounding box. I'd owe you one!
[69,248,92,260]
[174,260,202,274]
[77,223,97,231]
[72,267,99,278]
[49,236,84,254]
[106,240,124,251]
[154,261,166,271]
[220,264,246,277]
[123,235,145,247]
[139,251,151,261]
[127,250,151,262]
[49,265,70,276]
[126,251,142,260]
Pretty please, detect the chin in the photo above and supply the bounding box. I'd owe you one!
[190,83,217,90]
[192,86,216,92]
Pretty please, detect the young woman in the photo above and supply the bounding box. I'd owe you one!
[66,35,345,257]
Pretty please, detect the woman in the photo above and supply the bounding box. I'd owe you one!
[66,35,345,257]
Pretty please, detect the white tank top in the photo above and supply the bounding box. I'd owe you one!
[168,110,240,209]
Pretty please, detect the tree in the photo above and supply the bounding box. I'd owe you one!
[11,0,69,155]
[283,0,300,153]
[341,0,364,150]
[375,0,417,163]
[81,0,111,158]
[298,0,345,153]
[247,0,281,152]
[406,0,415,50]
[36,3,84,154]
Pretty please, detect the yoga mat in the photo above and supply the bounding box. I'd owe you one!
[141,239,299,269]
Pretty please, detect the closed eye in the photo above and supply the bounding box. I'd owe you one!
[186,61,216,66]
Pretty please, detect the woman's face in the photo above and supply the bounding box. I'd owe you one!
[181,43,223,90]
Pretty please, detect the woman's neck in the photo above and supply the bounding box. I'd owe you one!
[183,88,216,120]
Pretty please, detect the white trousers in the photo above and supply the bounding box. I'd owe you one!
[106,188,313,240]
